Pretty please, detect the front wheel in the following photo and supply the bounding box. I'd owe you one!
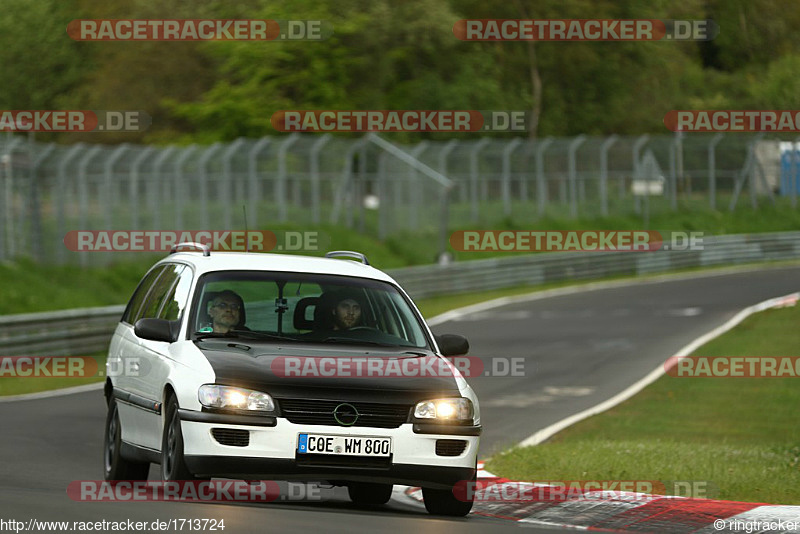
[160,396,193,481]
[347,482,393,505]
[422,477,474,517]
[103,397,149,480]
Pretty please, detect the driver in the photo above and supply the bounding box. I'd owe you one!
[331,292,364,331]
[207,290,246,333]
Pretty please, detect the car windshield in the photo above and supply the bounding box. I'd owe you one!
[190,270,430,349]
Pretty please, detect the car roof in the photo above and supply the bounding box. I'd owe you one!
[159,251,397,284]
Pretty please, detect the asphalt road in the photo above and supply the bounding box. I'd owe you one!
[2,265,799,533]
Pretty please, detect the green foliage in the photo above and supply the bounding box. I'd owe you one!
[3,0,800,142]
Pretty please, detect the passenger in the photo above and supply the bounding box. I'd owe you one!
[330,292,364,331]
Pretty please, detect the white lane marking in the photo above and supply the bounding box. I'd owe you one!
[450,310,532,321]
[543,386,594,397]
[4,264,797,404]
[426,263,798,327]
[483,387,595,408]
[665,306,703,316]
[516,291,800,447]
[0,381,103,403]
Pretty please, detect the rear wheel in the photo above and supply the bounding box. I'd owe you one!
[103,397,149,480]
[160,396,193,481]
[347,482,393,505]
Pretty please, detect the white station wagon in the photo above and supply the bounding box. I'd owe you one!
[103,245,481,516]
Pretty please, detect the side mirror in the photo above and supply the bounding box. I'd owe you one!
[435,334,469,356]
[134,318,179,343]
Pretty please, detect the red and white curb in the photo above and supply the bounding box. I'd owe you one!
[404,463,800,532]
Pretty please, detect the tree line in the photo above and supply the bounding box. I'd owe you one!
[1,0,798,144]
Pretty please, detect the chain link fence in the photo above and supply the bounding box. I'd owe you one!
[0,131,791,265]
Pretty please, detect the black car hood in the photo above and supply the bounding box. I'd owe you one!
[195,340,462,404]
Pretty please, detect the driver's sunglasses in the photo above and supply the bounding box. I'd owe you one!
[212,302,241,312]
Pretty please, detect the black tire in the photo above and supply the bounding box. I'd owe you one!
[103,397,150,481]
[347,482,393,505]
[422,477,474,517]
[160,395,193,481]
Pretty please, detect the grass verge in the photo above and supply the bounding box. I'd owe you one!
[486,303,800,504]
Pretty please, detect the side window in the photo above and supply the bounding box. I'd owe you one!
[158,266,193,321]
[122,266,166,325]
[139,264,184,321]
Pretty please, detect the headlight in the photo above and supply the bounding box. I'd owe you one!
[198,385,275,412]
[414,397,473,422]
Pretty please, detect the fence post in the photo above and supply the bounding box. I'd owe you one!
[331,135,369,228]
[568,135,586,218]
[1,137,26,260]
[438,140,459,200]
[222,138,247,229]
[748,133,764,210]
[632,135,650,214]
[151,147,176,229]
[408,141,429,230]
[130,147,155,228]
[469,138,490,223]
[502,138,522,217]
[536,137,553,217]
[599,135,618,217]
[77,146,104,266]
[174,145,199,229]
[28,143,55,262]
[708,133,724,210]
[670,132,682,210]
[792,137,800,209]
[310,134,331,224]
[248,138,271,228]
[277,133,300,223]
[377,151,388,239]
[55,144,85,264]
[103,144,129,231]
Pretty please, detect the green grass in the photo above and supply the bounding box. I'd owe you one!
[486,304,800,504]
[0,353,107,396]
[8,197,800,315]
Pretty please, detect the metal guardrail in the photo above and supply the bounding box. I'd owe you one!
[2,231,799,356]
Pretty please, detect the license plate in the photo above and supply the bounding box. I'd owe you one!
[297,433,392,457]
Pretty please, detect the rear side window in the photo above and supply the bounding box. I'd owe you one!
[138,264,185,321]
[122,266,166,325]
[159,266,193,321]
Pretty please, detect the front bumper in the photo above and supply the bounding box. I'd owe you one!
[179,411,479,489]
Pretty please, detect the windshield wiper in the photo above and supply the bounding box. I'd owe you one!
[322,336,402,348]
[194,331,239,340]
[194,330,298,342]
[228,330,299,342]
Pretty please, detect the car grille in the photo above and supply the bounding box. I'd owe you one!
[278,399,411,428]
[435,439,467,456]
[295,454,392,469]
[211,428,250,447]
